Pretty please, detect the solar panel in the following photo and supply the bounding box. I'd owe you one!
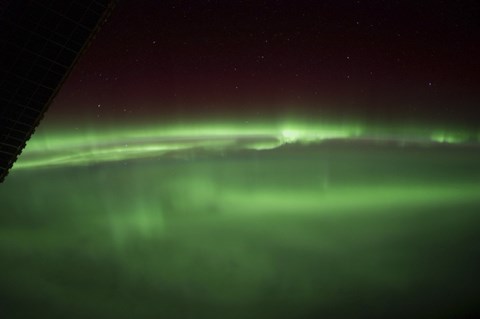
[0,0,116,182]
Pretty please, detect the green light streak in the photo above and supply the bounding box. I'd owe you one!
[13,118,479,170]
[430,131,470,144]
[219,184,480,215]
[15,121,363,170]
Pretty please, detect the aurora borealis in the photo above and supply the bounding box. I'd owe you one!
[2,1,480,318]
[12,118,480,170]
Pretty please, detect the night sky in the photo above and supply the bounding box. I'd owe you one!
[51,0,480,126]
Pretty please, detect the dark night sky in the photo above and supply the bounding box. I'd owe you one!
[50,0,480,126]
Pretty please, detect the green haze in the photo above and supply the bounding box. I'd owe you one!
[1,135,480,318]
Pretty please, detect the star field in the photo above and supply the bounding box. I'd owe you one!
[48,0,480,127]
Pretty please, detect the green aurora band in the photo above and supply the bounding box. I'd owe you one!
[13,118,480,170]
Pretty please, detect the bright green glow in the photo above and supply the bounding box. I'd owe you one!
[15,120,365,170]
[13,118,479,170]
[430,130,470,144]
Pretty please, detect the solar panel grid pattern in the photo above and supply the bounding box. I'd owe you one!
[0,0,115,181]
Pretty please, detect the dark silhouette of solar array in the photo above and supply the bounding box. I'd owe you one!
[0,0,116,182]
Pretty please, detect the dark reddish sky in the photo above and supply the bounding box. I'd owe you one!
[51,0,480,126]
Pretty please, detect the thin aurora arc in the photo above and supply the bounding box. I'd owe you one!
[13,116,480,170]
